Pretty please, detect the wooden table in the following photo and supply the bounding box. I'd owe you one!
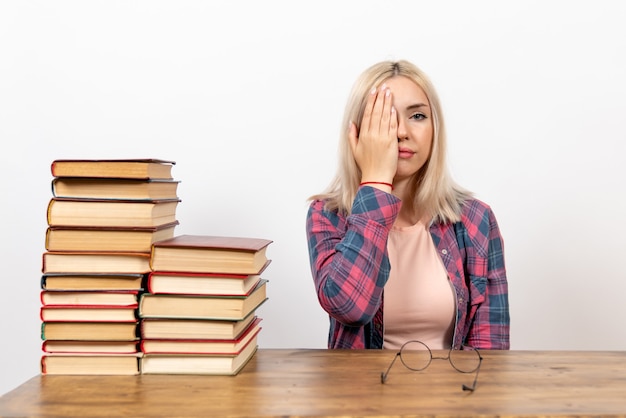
[1,349,626,417]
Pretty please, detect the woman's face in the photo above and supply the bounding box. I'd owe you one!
[385,76,434,181]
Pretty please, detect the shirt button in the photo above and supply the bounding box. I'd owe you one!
[441,249,448,255]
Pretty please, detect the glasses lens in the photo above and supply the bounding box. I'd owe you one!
[399,340,431,371]
[449,347,481,373]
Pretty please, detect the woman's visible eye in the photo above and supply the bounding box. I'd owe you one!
[410,113,427,121]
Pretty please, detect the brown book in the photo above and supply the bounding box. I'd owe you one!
[140,313,257,340]
[41,273,144,291]
[140,333,258,375]
[41,353,141,375]
[146,264,269,296]
[139,279,268,320]
[51,178,180,200]
[42,251,151,274]
[45,222,178,252]
[150,235,273,275]
[41,290,139,306]
[140,318,262,355]
[40,306,138,322]
[50,158,175,179]
[41,322,139,341]
[47,198,180,228]
[42,340,139,354]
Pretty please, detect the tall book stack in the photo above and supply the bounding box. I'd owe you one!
[40,159,180,375]
[139,235,272,375]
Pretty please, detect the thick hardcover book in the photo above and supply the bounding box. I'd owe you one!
[140,318,262,355]
[42,251,151,274]
[50,158,175,179]
[140,313,258,340]
[42,340,140,354]
[40,305,138,322]
[140,334,258,375]
[138,279,268,320]
[41,353,142,375]
[41,273,145,291]
[51,178,180,200]
[45,222,178,252]
[40,290,139,306]
[41,322,139,341]
[146,263,269,296]
[47,198,180,228]
[150,235,273,275]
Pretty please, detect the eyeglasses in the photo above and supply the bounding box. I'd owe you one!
[380,340,483,391]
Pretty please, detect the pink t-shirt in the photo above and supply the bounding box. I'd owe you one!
[383,219,455,350]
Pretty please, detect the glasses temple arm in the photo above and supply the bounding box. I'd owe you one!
[462,357,482,392]
[380,352,401,384]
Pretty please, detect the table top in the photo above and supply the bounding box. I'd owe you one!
[1,349,626,417]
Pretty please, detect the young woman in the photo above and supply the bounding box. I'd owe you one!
[306,60,510,350]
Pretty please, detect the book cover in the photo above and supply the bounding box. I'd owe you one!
[140,318,262,355]
[41,273,145,291]
[51,177,180,200]
[50,158,175,179]
[47,198,180,228]
[45,222,178,252]
[140,334,258,375]
[150,235,273,274]
[140,313,258,340]
[41,353,142,375]
[138,279,268,320]
[42,251,151,274]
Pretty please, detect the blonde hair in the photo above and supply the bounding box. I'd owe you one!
[309,60,471,224]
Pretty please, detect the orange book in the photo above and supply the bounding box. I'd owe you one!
[45,222,178,252]
[40,290,139,306]
[140,318,262,355]
[139,279,268,320]
[150,235,273,275]
[41,353,141,375]
[50,158,175,179]
[51,177,180,200]
[41,273,145,291]
[140,314,258,340]
[47,198,180,228]
[140,333,258,375]
[42,251,151,274]
[146,261,269,296]
[40,305,138,322]
[41,322,139,341]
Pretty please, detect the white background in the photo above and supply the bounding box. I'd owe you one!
[1,0,625,396]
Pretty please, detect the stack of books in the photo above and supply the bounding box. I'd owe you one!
[40,159,180,375]
[139,235,272,375]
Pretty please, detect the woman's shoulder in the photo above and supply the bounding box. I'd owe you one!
[459,197,499,228]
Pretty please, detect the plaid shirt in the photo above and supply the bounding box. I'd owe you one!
[306,186,510,350]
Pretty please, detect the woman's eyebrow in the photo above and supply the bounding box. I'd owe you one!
[405,103,429,111]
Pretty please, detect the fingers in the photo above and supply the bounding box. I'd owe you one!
[362,84,396,138]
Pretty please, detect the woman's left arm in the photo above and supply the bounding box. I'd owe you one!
[466,206,510,349]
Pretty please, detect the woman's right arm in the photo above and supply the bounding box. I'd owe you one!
[305,187,401,325]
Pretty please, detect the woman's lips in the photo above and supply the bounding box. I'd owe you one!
[398,148,415,159]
